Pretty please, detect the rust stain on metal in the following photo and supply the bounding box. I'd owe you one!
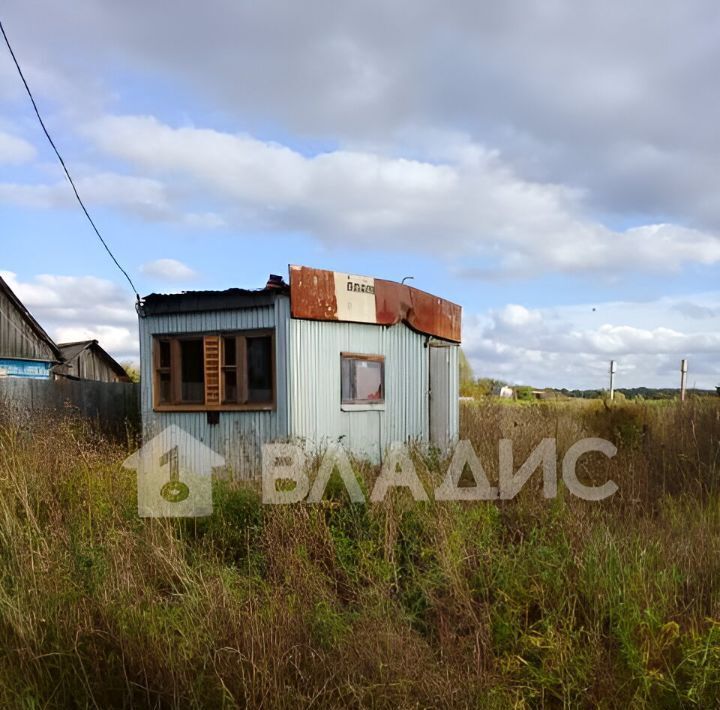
[375,279,461,343]
[289,265,461,343]
[289,265,337,321]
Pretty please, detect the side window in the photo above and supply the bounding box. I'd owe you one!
[179,339,204,403]
[222,333,274,404]
[247,335,273,403]
[341,354,384,404]
[156,339,172,403]
[222,335,240,403]
[155,337,204,404]
[153,331,274,410]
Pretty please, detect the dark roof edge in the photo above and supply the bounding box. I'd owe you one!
[57,339,96,348]
[140,287,288,316]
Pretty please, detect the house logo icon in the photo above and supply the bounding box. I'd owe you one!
[123,425,225,517]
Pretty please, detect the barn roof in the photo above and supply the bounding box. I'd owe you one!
[0,275,61,360]
[57,340,94,362]
[57,339,130,380]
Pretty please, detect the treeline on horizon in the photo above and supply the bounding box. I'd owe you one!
[560,386,719,400]
[464,381,719,401]
[459,350,719,400]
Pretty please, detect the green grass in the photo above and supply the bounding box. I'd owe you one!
[0,400,719,708]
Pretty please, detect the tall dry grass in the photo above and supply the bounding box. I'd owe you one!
[0,400,718,708]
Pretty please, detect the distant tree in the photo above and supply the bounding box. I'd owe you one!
[514,385,534,401]
[121,361,140,384]
[456,352,510,399]
[475,378,496,397]
[459,349,474,396]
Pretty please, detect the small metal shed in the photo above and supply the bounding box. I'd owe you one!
[137,265,461,475]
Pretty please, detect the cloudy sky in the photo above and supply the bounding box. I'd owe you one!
[2,1,720,389]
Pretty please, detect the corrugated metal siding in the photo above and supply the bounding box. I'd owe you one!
[287,318,435,461]
[0,289,56,362]
[138,295,290,478]
[428,343,460,448]
[448,344,459,443]
[429,345,450,447]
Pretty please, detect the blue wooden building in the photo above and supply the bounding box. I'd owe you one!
[0,275,60,379]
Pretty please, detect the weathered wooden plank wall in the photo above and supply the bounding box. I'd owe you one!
[0,287,56,361]
[72,347,125,383]
[0,378,140,437]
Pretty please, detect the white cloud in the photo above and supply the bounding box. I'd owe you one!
[465,293,720,389]
[0,131,35,164]
[140,258,197,281]
[4,2,720,280]
[5,1,720,230]
[671,302,720,319]
[495,304,544,329]
[0,271,137,360]
[82,114,720,276]
[0,173,165,212]
[0,170,225,228]
[53,325,136,355]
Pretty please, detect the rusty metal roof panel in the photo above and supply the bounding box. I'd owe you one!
[289,265,461,342]
[288,265,337,321]
[374,278,461,343]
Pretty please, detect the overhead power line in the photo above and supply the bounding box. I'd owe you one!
[0,18,140,300]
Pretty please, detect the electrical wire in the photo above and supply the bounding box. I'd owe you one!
[0,18,140,301]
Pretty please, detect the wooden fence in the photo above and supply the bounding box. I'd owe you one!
[0,378,140,437]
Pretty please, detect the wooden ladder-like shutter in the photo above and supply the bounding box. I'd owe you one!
[204,336,221,406]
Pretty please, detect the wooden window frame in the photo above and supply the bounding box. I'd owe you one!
[340,352,385,406]
[153,329,276,412]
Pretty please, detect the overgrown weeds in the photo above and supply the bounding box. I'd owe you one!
[0,401,718,707]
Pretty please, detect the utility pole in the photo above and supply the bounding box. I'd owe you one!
[680,359,688,402]
[609,360,616,401]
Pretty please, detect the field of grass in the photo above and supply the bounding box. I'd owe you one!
[0,399,719,708]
